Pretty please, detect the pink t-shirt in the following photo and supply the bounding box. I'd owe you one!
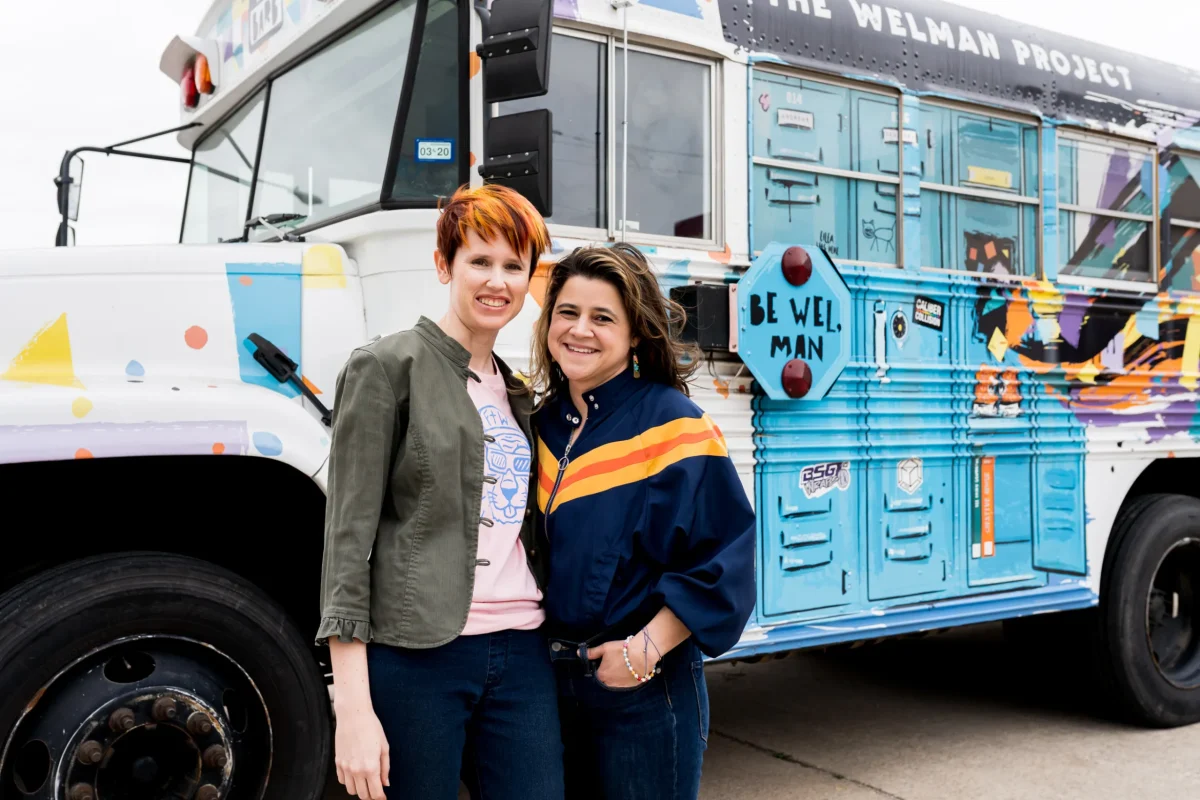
[460,363,546,636]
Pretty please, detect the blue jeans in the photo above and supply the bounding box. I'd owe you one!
[551,637,710,800]
[367,629,565,800]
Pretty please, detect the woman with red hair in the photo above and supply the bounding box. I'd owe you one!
[318,184,563,800]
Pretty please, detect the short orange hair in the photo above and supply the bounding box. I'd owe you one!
[436,184,551,274]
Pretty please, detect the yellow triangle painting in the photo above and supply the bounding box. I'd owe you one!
[1,313,85,388]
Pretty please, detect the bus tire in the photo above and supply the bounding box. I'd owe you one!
[1100,493,1200,728]
[0,552,331,799]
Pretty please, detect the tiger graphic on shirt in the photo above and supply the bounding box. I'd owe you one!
[479,404,532,524]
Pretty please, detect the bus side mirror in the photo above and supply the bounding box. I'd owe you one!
[54,153,84,246]
[476,0,552,103]
[480,109,552,218]
[477,0,554,217]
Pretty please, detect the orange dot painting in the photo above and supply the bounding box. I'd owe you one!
[470,51,481,79]
[212,443,226,455]
[239,275,254,286]
[469,151,476,167]
[75,448,93,459]
[708,243,732,265]
[185,326,209,349]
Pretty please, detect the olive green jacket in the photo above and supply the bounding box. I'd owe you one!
[316,317,547,649]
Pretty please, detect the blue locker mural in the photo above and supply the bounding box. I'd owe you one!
[748,72,1089,627]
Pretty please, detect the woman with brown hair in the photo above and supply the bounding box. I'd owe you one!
[530,243,757,799]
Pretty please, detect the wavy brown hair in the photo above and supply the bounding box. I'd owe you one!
[530,243,699,404]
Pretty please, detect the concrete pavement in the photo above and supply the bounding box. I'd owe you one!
[325,622,1200,799]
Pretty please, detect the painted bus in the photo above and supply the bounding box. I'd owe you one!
[3,0,1200,796]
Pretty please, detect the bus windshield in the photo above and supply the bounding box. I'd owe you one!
[182,0,460,243]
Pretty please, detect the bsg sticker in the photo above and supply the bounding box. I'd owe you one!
[800,461,851,499]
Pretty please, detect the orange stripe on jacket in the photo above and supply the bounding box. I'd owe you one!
[536,415,726,513]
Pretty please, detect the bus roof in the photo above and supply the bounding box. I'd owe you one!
[722,0,1200,142]
[163,0,1200,151]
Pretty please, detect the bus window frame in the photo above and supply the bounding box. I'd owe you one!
[1054,128,1159,293]
[518,23,724,250]
[915,97,1043,280]
[748,63,903,270]
[610,39,722,249]
[1163,146,1200,294]
[380,0,469,209]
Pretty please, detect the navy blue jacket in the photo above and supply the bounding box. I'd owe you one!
[535,368,757,657]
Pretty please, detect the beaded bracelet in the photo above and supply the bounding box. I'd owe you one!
[622,635,660,683]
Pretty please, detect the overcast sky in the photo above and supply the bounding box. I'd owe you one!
[0,0,1197,251]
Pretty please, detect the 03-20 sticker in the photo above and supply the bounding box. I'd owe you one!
[800,461,851,499]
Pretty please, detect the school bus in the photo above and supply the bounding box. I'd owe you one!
[2,0,1200,796]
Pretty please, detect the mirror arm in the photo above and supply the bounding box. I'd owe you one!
[54,121,202,247]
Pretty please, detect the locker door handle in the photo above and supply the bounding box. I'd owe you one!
[842,569,851,594]
[873,302,891,382]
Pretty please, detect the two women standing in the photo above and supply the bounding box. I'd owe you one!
[318,184,756,800]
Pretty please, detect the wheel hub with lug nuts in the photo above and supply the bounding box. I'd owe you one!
[0,637,272,800]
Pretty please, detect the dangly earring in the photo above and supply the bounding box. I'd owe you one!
[632,351,641,379]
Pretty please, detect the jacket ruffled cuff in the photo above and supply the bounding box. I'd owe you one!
[315,616,373,646]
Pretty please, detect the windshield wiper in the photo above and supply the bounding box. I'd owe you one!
[247,212,307,228]
[243,213,308,243]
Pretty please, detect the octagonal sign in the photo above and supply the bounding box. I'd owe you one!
[736,242,851,402]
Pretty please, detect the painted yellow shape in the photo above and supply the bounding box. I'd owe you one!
[1121,312,1142,349]
[1027,282,1063,316]
[967,165,1013,189]
[1182,316,1200,390]
[988,327,1009,361]
[303,244,347,289]
[1,313,85,388]
[72,396,93,418]
[1076,360,1099,385]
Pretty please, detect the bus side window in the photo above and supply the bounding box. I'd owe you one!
[919,104,1039,277]
[1057,135,1155,284]
[750,72,899,266]
[500,32,607,230]
[1161,150,1200,293]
